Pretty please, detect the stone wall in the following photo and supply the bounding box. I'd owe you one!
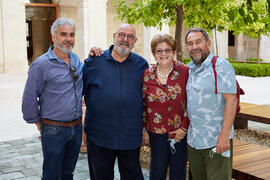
[0,0,28,74]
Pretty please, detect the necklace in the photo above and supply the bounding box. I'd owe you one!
[157,65,173,79]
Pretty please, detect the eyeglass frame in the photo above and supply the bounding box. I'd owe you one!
[154,48,173,55]
[116,32,136,41]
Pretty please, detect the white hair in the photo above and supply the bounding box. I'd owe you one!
[51,18,75,36]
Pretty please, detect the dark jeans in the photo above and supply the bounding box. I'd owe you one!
[86,138,144,180]
[41,123,82,180]
[149,132,187,180]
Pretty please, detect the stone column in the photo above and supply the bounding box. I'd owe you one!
[143,24,169,65]
[0,0,4,73]
[0,0,28,73]
[77,0,89,60]
[260,35,270,62]
[235,34,247,60]
[88,0,107,48]
[77,0,107,60]
[211,30,229,58]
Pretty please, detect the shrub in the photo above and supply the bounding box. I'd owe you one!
[183,58,270,77]
[231,62,270,77]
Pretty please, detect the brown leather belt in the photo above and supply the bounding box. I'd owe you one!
[41,117,82,127]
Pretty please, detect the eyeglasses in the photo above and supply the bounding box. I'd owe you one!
[70,66,78,81]
[155,48,173,55]
[117,32,136,41]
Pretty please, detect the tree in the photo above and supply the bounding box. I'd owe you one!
[115,0,229,62]
[228,0,270,64]
[182,0,229,56]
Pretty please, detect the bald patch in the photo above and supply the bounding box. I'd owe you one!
[116,24,136,36]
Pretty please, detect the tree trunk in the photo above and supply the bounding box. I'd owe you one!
[175,5,184,62]
[215,26,219,56]
[257,29,261,64]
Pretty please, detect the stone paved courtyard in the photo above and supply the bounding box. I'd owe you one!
[0,137,150,180]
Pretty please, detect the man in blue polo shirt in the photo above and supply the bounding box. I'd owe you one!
[185,28,237,180]
[83,24,148,180]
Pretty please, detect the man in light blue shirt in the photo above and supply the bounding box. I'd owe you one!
[185,28,237,180]
[22,18,83,180]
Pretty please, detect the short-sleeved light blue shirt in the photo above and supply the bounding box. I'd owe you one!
[186,53,237,149]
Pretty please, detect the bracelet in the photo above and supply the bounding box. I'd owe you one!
[180,127,187,132]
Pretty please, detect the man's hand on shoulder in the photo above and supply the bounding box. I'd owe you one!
[89,47,104,57]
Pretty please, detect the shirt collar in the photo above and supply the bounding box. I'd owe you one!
[188,52,213,69]
[47,45,74,65]
[105,45,133,63]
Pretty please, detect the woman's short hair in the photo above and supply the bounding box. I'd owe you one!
[151,34,177,55]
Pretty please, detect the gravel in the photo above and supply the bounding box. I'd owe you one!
[234,128,270,147]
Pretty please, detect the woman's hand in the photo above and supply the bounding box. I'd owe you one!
[169,128,186,142]
[142,128,149,146]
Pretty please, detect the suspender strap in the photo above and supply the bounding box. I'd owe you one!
[211,56,218,94]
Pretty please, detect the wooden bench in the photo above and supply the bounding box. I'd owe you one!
[233,139,270,180]
[235,102,270,129]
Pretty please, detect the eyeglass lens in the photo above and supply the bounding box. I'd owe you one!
[118,32,135,40]
[155,48,172,55]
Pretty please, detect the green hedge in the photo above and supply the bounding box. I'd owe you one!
[183,58,270,77]
[231,62,270,77]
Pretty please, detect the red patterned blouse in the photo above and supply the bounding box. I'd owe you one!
[142,61,189,137]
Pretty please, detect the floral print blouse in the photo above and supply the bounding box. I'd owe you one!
[142,61,189,137]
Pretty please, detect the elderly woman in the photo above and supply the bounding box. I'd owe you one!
[142,34,189,180]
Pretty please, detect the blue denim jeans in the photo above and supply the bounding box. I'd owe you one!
[41,122,82,180]
[149,132,187,180]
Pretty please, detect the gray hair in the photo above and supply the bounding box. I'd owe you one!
[185,28,209,44]
[51,18,76,35]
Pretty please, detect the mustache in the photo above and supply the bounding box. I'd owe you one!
[191,49,201,54]
[119,42,130,47]
[63,41,73,45]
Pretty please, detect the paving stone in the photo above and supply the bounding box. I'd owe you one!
[13,154,37,160]
[0,143,11,149]
[1,165,26,174]
[0,172,24,179]
[9,139,27,146]
[0,162,10,170]
[21,168,39,177]
[0,152,19,159]
[16,175,41,180]
[74,165,88,173]
[25,162,41,169]
[24,142,41,148]
[0,148,17,155]
[19,148,41,156]
[73,171,90,180]
[12,158,38,167]
[143,173,150,179]
[33,155,43,163]
[0,157,13,164]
